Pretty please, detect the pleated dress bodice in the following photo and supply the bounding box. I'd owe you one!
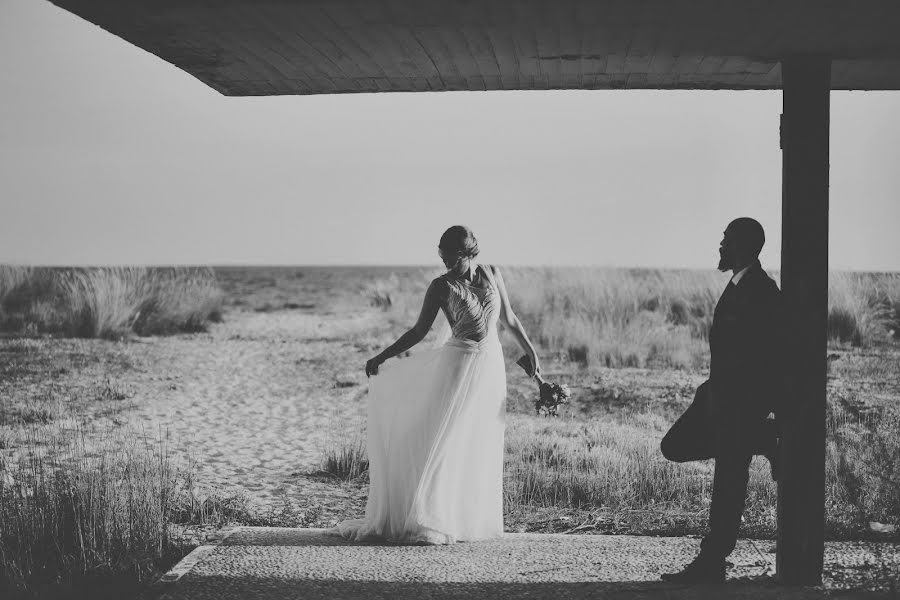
[441,266,501,343]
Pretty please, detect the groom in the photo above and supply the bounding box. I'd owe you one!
[660,217,784,584]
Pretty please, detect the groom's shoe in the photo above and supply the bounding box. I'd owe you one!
[660,555,726,584]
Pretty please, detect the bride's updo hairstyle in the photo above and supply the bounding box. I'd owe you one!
[439,225,479,260]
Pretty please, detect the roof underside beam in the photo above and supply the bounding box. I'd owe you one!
[48,1,900,96]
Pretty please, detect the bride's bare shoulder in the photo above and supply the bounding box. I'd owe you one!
[485,264,504,281]
[428,276,451,297]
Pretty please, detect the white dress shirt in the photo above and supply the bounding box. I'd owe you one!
[731,265,751,285]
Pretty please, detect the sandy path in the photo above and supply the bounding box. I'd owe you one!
[1,307,381,518]
[122,309,376,507]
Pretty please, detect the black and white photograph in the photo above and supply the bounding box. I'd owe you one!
[2,1,900,598]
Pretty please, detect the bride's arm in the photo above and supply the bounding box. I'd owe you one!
[490,265,541,377]
[365,278,446,377]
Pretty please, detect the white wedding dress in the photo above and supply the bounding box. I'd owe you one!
[335,264,507,544]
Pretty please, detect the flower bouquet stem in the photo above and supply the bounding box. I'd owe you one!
[516,355,571,416]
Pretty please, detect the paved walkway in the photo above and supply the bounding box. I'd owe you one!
[156,528,900,599]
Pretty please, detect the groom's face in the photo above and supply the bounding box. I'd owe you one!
[718,227,737,272]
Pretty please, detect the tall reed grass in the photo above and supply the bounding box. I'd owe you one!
[502,412,783,536]
[0,423,182,595]
[366,267,900,366]
[827,271,900,347]
[0,418,268,597]
[502,268,721,369]
[0,266,224,339]
[504,413,713,511]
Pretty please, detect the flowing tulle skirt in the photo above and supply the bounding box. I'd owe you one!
[335,333,506,544]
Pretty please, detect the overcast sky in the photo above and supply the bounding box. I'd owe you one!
[2,0,899,271]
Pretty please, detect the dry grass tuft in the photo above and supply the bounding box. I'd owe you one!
[502,268,721,369]
[0,414,291,596]
[318,436,369,481]
[827,272,900,347]
[320,444,369,482]
[502,412,779,536]
[0,266,224,339]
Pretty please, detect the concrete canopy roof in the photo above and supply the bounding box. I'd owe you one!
[50,0,900,96]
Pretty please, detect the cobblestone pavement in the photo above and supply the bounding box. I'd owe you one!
[157,528,900,599]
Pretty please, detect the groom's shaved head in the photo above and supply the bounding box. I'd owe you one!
[726,218,765,258]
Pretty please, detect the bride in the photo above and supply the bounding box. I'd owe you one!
[334,225,541,544]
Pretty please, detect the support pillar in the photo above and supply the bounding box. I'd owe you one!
[777,56,830,586]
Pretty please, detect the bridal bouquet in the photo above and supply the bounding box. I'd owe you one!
[516,356,572,417]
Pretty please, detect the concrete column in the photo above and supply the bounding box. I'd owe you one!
[777,55,831,586]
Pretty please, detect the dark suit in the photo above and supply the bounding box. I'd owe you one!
[661,260,784,561]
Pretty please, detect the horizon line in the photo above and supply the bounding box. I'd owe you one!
[2,262,898,274]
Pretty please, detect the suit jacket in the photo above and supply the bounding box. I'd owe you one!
[708,260,785,435]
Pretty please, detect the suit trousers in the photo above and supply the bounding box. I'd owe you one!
[660,380,778,561]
